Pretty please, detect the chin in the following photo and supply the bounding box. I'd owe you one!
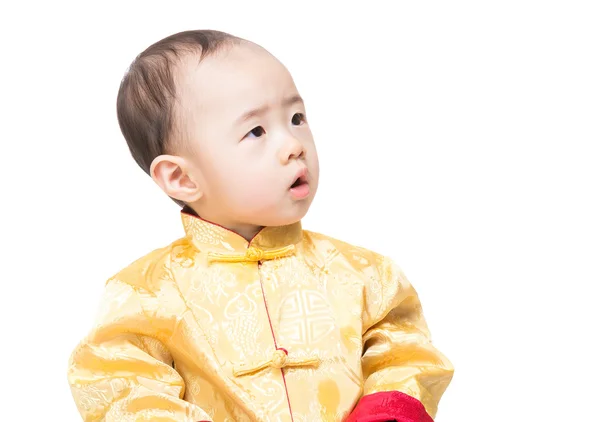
[247,193,315,227]
[257,207,310,227]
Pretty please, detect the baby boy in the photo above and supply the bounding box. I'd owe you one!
[67,30,453,422]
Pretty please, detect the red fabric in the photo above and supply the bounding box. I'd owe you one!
[346,391,433,422]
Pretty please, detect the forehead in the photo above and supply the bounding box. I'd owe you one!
[180,44,299,123]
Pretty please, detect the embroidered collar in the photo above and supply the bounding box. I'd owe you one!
[180,206,303,263]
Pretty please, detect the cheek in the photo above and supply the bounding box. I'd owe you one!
[226,169,278,204]
[307,144,320,174]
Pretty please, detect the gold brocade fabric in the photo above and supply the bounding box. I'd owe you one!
[67,210,454,421]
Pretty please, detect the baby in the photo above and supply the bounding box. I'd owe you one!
[67,30,453,422]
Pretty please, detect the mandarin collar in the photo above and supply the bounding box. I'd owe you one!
[180,206,303,262]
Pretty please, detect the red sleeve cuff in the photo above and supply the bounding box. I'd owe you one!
[346,391,433,422]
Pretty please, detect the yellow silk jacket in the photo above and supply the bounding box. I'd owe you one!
[68,210,453,421]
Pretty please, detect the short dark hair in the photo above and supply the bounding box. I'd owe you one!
[116,30,241,207]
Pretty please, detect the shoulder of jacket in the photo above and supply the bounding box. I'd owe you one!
[107,239,184,291]
[302,230,389,270]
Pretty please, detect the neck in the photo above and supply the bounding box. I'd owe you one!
[230,224,264,242]
[183,205,263,242]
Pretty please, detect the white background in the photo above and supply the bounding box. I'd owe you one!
[1,1,599,421]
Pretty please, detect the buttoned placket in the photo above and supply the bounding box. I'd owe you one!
[209,243,319,420]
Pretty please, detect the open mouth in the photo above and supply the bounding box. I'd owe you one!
[291,175,307,189]
[289,168,310,199]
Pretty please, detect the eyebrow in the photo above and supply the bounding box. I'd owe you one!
[235,94,304,125]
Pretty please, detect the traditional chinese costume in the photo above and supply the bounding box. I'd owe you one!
[68,207,453,421]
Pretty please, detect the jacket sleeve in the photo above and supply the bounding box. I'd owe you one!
[67,278,212,422]
[347,258,454,422]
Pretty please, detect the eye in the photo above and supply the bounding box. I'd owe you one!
[244,126,266,139]
[291,113,306,126]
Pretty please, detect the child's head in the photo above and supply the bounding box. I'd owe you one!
[117,30,319,237]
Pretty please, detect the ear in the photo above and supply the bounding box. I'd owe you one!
[150,154,204,203]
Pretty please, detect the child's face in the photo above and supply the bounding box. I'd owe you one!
[177,43,319,229]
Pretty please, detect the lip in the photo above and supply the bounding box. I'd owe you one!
[292,167,308,186]
[289,167,310,199]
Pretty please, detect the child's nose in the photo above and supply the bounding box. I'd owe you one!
[279,136,305,164]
